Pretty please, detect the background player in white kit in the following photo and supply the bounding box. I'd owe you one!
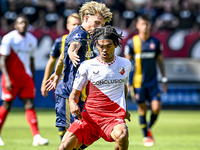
[0,15,48,146]
[58,25,131,150]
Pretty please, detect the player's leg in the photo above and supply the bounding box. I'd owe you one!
[58,131,79,150]
[55,95,68,140]
[149,100,161,129]
[110,124,129,150]
[147,85,161,130]
[134,88,148,138]
[0,101,13,146]
[21,98,48,146]
[20,78,48,146]
[0,80,18,146]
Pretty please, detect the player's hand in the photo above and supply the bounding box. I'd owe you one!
[41,84,48,97]
[45,73,59,91]
[5,79,12,92]
[125,111,131,122]
[68,48,80,67]
[69,101,82,120]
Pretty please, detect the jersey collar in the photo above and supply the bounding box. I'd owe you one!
[96,55,117,66]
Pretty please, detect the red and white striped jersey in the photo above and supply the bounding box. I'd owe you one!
[73,55,131,118]
[0,30,37,80]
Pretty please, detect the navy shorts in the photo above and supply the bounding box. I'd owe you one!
[55,94,85,128]
[134,84,161,104]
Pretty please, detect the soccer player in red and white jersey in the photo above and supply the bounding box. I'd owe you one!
[58,26,131,150]
[0,15,48,146]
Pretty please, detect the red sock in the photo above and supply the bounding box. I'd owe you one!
[25,109,39,137]
[0,106,9,133]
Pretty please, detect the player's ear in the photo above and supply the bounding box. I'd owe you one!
[85,15,89,22]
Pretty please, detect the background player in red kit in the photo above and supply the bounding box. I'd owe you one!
[0,15,48,146]
[58,25,131,150]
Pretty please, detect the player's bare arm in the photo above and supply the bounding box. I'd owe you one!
[41,56,57,97]
[69,89,82,120]
[157,54,167,93]
[30,57,35,80]
[0,55,12,92]
[45,51,64,91]
[125,85,131,122]
[68,41,81,67]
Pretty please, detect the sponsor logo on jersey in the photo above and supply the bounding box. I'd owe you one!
[93,70,99,75]
[135,52,156,59]
[118,67,125,75]
[73,33,81,39]
[149,42,156,50]
[92,79,125,85]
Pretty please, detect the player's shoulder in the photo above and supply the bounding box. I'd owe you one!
[54,35,64,44]
[68,26,87,39]
[149,36,160,43]
[2,30,17,41]
[117,56,131,66]
[26,32,38,43]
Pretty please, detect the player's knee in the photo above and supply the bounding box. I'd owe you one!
[114,127,129,143]
[22,99,34,109]
[3,101,13,111]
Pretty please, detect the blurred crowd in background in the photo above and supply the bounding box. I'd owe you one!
[1,0,200,36]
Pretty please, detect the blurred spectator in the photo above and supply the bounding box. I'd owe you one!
[59,0,79,28]
[44,1,59,29]
[153,0,179,31]
[120,0,138,33]
[137,0,161,24]
[103,0,122,27]
[18,0,39,25]
[176,0,196,30]
[0,1,20,32]
[193,1,200,31]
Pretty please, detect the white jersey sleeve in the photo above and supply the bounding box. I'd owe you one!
[0,33,12,56]
[73,62,88,91]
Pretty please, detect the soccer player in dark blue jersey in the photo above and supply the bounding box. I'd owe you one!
[124,14,167,147]
[41,13,81,140]
[45,1,112,149]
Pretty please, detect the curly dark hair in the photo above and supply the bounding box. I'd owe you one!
[88,25,123,47]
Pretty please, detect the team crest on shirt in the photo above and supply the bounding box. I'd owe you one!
[149,42,156,50]
[73,33,81,39]
[118,67,125,75]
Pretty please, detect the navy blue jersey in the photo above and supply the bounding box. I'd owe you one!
[55,25,95,99]
[50,34,68,58]
[124,35,162,88]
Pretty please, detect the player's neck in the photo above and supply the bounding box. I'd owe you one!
[138,32,150,41]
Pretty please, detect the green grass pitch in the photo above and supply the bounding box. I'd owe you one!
[0,109,200,150]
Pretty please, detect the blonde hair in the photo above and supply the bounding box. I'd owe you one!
[67,13,81,24]
[79,1,112,23]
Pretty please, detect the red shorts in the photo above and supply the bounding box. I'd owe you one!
[68,110,126,146]
[1,75,35,101]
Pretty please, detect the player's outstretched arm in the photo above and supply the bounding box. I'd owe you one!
[68,41,81,67]
[157,54,167,93]
[41,56,57,97]
[69,88,82,120]
[45,51,65,91]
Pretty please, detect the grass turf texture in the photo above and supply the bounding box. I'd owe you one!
[0,109,200,150]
